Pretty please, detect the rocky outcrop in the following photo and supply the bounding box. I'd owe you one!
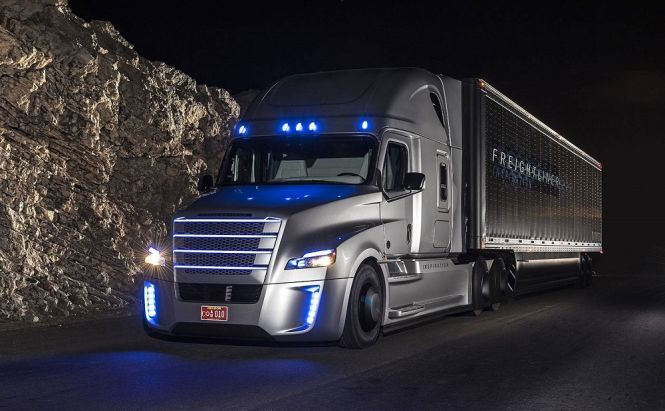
[0,0,239,322]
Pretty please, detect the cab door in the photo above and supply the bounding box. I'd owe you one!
[379,131,416,257]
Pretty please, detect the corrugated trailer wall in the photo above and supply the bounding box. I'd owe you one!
[470,81,602,252]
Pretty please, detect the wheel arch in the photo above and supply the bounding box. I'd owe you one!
[331,247,384,339]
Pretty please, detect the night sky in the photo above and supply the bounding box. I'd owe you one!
[69,1,665,264]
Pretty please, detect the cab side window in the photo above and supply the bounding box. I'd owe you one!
[383,143,408,192]
[430,92,445,128]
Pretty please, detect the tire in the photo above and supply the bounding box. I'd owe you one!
[472,257,489,316]
[489,257,506,312]
[340,264,384,349]
[578,254,593,288]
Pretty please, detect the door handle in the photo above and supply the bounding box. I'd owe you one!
[406,224,412,244]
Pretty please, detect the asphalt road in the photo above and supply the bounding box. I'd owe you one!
[1,271,664,410]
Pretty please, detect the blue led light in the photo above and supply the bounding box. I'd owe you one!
[305,285,321,325]
[143,281,157,322]
[308,122,317,132]
[281,123,290,132]
[361,120,369,130]
[238,124,247,135]
[295,122,303,132]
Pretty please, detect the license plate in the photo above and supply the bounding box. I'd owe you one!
[200,305,228,322]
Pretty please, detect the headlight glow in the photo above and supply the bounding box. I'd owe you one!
[286,249,336,270]
[145,247,166,267]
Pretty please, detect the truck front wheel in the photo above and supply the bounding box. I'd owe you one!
[339,264,383,349]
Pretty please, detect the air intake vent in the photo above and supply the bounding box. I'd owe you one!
[178,283,262,303]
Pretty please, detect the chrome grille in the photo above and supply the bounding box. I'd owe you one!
[173,217,281,276]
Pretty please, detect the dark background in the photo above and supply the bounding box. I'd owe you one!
[69,0,665,269]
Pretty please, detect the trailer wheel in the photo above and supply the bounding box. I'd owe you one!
[340,264,383,349]
[578,254,593,288]
[472,257,490,316]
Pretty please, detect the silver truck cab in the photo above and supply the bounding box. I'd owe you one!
[141,68,599,347]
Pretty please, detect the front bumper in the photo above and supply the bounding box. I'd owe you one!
[143,277,352,342]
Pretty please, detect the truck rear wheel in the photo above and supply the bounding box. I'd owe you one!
[472,257,489,316]
[488,257,507,311]
[339,264,383,349]
[473,257,505,315]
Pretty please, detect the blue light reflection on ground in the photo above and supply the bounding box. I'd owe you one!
[0,350,324,408]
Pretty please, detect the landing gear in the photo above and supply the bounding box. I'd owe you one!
[340,264,384,348]
[472,256,507,315]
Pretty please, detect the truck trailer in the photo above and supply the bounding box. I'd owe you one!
[142,68,602,348]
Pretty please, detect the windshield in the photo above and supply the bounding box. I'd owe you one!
[219,136,377,185]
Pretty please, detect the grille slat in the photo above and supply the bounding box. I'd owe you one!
[173,217,281,277]
[177,222,266,236]
[175,237,262,251]
[177,268,255,276]
[175,253,260,267]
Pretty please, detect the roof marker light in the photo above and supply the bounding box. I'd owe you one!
[295,122,303,132]
[238,124,247,135]
[361,120,369,130]
[281,123,290,132]
[308,122,317,132]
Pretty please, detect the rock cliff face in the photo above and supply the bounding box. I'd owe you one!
[0,0,239,322]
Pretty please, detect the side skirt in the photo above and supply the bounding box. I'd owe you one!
[380,257,474,327]
[382,304,473,335]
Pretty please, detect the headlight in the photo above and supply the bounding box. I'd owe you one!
[145,247,166,267]
[286,249,336,270]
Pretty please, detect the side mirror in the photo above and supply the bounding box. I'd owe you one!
[197,174,214,193]
[404,172,425,191]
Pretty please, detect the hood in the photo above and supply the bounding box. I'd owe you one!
[177,184,381,218]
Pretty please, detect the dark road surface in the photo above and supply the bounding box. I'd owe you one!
[1,272,665,410]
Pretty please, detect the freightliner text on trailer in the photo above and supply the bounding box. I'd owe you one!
[142,68,602,348]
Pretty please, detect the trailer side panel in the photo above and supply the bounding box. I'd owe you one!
[472,83,602,252]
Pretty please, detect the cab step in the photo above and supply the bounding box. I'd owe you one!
[388,303,425,319]
[388,273,421,283]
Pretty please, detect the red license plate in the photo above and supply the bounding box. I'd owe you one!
[200,305,228,322]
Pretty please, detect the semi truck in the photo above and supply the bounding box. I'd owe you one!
[142,68,602,348]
